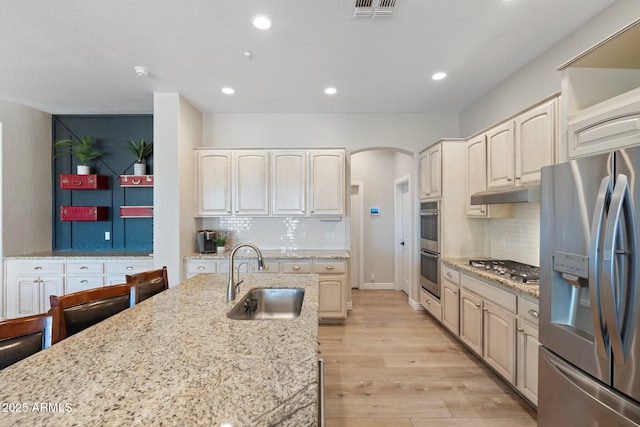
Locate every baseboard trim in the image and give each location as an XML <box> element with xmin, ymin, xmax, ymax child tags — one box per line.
<box><xmin>360</xmin><ymin>282</ymin><xmax>395</xmax><ymax>290</ymax></box>
<box><xmin>346</xmin><ymin>301</ymin><xmax>353</xmax><ymax>311</ymax></box>
<box><xmin>408</xmin><ymin>296</ymin><xmax>423</xmax><ymax>311</ymax></box>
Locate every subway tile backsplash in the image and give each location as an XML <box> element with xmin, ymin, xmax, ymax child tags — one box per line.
<box><xmin>201</xmin><ymin>217</ymin><xmax>347</xmax><ymax>251</ymax></box>
<box><xmin>489</xmin><ymin>203</ymin><xmax>540</xmax><ymax>266</ymax></box>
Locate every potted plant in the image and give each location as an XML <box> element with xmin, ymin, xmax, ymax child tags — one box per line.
<box><xmin>54</xmin><ymin>136</ymin><xmax>102</xmax><ymax>175</ymax></box>
<box><xmin>216</xmin><ymin>236</ymin><xmax>226</xmax><ymax>254</ymax></box>
<box><xmin>126</xmin><ymin>138</ymin><xmax>153</xmax><ymax>175</ymax></box>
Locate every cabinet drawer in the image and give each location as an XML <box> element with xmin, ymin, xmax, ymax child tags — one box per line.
<box><xmin>461</xmin><ymin>273</ymin><xmax>517</xmax><ymax>313</ymax></box>
<box><xmin>420</xmin><ymin>289</ymin><xmax>442</xmax><ymax>321</ymax></box>
<box><xmin>187</xmin><ymin>261</ymin><xmax>216</xmax><ymax>274</ymax></box>
<box><xmin>441</xmin><ymin>264</ymin><xmax>460</xmax><ymax>284</ymax></box>
<box><xmin>313</xmin><ymin>261</ymin><xmax>346</xmax><ymax>274</ymax></box>
<box><xmin>519</xmin><ymin>298</ymin><xmax>540</xmax><ymax>327</ymax></box>
<box><xmin>66</xmin><ymin>276</ymin><xmax>104</xmax><ymax>294</ymax></box>
<box><xmin>9</xmin><ymin>261</ymin><xmax>65</xmax><ymax>275</ymax></box>
<box><xmin>67</xmin><ymin>261</ymin><xmax>104</xmax><ymax>274</ymax></box>
<box><xmin>281</xmin><ymin>261</ymin><xmax>312</xmax><ymax>274</ymax></box>
<box><xmin>106</xmin><ymin>260</ymin><xmax>154</xmax><ymax>275</ymax></box>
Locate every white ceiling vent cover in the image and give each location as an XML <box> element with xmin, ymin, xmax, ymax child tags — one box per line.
<box><xmin>352</xmin><ymin>0</ymin><xmax>398</xmax><ymax>18</ymax></box>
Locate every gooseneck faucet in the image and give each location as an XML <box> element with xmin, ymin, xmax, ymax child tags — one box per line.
<box><xmin>227</xmin><ymin>243</ymin><xmax>267</xmax><ymax>302</ymax></box>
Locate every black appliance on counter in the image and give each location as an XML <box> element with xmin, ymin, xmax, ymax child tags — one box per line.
<box><xmin>197</xmin><ymin>230</ymin><xmax>216</xmax><ymax>254</ymax></box>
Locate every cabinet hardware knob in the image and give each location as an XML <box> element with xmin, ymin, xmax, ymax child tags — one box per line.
<box><xmin>81</xmin><ymin>280</ymin><xmax>88</xmax><ymax>283</ymax></box>
<box><xmin>480</xmin><ymin>210</ymin><xmax>486</xmax><ymax>214</ymax></box>
<box><xmin>507</xmin><ymin>178</ymin><xmax>513</xmax><ymax>182</ymax></box>
<box><xmin>516</xmin><ymin>177</ymin><xmax>521</xmax><ymax>180</ymax></box>
<box><xmin>482</xmin><ymin>307</ymin><xmax>488</xmax><ymax>311</ymax></box>
<box><xmin>197</xmin><ymin>266</ymin><xmax>205</xmax><ymax>270</ymax></box>
<box><xmin>426</xmin><ymin>300</ymin><xmax>430</xmax><ymax>304</ymax></box>
<box><xmin>518</xmin><ymin>328</ymin><xmax>524</xmax><ymax>333</ymax></box>
<box><xmin>126</xmin><ymin>266</ymin><xmax>134</xmax><ymax>270</ymax></box>
<box><xmin>325</xmin><ymin>266</ymin><xmax>334</xmax><ymax>270</ymax></box>
<box><xmin>475</xmin><ymin>303</ymin><xmax>481</xmax><ymax>308</ymax></box>
<box><xmin>293</xmin><ymin>266</ymin><xmax>301</xmax><ymax>271</ymax></box>
<box><xmin>528</xmin><ymin>309</ymin><xmax>539</xmax><ymax>318</ymax></box>
<box><xmin>453</xmin><ymin>291</ymin><xmax>458</xmax><ymax>295</ymax></box>
<box><xmin>34</xmin><ymin>266</ymin><xmax>42</xmax><ymax>270</ymax></box>
<box><xmin>33</xmin><ymin>279</ymin><xmax>39</xmax><ymax>284</ymax></box>
<box><xmin>446</xmin><ymin>272</ymin><xmax>452</xmax><ymax>278</ymax></box>
<box><xmin>80</xmin><ymin>266</ymin><xmax>88</xmax><ymax>270</ymax></box>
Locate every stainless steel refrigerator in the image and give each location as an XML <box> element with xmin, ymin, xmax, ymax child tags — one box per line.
<box><xmin>540</xmin><ymin>147</ymin><xmax>640</xmax><ymax>426</ymax></box>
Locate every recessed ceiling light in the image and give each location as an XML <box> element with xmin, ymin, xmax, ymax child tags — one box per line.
<box><xmin>324</xmin><ymin>87</ymin><xmax>337</xmax><ymax>95</ymax></box>
<box><xmin>252</xmin><ymin>15</ymin><xmax>272</xmax><ymax>30</ymax></box>
<box><xmin>243</xmin><ymin>51</ymin><xmax>253</xmax><ymax>58</ymax></box>
<box><xmin>221</xmin><ymin>87</ymin><xmax>235</xmax><ymax>95</ymax></box>
<box><xmin>134</xmin><ymin>66</ymin><xmax>150</xmax><ymax>77</ymax></box>
<box><xmin>432</xmin><ymin>72</ymin><xmax>447</xmax><ymax>81</ymax></box>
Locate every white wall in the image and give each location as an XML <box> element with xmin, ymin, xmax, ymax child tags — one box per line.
<box><xmin>0</xmin><ymin>99</ymin><xmax>52</xmax><ymax>256</ymax></box>
<box><xmin>460</xmin><ymin>0</ymin><xmax>640</xmax><ymax>136</ymax></box>
<box><xmin>153</xmin><ymin>93</ymin><xmax>202</xmax><ymax>285</ymax></box>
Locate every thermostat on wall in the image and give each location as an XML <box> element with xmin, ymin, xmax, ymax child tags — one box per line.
<box><xmin>369</xmin><ymin>207</ymin><xmax>380</xmax><ymax>216</ymax></box>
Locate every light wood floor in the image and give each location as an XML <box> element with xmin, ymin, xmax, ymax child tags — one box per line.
<box><xmin>318</xmin><ymin>289</ymin><xmax>537</xmax><ymax>427</ymax></box>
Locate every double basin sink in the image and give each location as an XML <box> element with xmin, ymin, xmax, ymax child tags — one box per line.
<box><xmin>227</xmin><ymin>287</ymin><xmax>305</xmax><ymax>320</ymax></box>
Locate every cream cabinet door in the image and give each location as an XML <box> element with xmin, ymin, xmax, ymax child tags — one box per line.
<box><xmin>6</xmin><ymin>275</ymin><xmax>64</xmax><ymax>318</ymax></box>
<box><xmin>466</xmin><ymin>135</ymin><xmax>488</xmax><ymax>217</ymax></box>
<box><xmin>515</xmin><ymin>99</ymin><xmax>556</xmax><ymax>185</ymax></box>
<box><xmin>195</xmin><ymin>150</ymin><xmax>232</xmax><ymax>216</ymax></box>
<box><xmin>518</xmin><ymin>318</ymin><xmax>539</xmax><ymax>406</ymax></box>
<box><xmin>441</xmin><ymin>280</ymin><xmax>460</xmax><ymax>335</ymax></box>
<box><xmin>271</xmin><ymin>150</ymin><xmax>306</xmax><ymax>216</ymax></box>
<box><xmin>309</xmin><ymin>150</ymin><xmax>345</xmax><ymax>216</ymax></box>
<box><xmin>234</xmin><ymin>151</ymin><xmax>269</xmax><ymax>216</ymax></box>
<box><xmin>318</xmin><ymin>276</ymin><xmax>346</xmax><ymax>318</ymax></box>
<box><xmin>487</xmin><ymin>122</ymin><xmax>515</xmax><ymax>189</ymax></box>
<box><xmin>460</xmin><ymin>288</ymin><xmax>483</xmax><ymax>356</ymax></box>
<box><xmin>483</xmin><ymin>300</ymin><xmax>517</xmax><ymax>385</ymax></box>
<box><xmin>420</xmin><ymin>144</ymin><xmax>441</xmax><ymax>200</ymax></box>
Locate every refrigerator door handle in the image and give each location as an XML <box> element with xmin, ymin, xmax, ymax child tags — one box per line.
<box><xmin>589</xmin><ymin>177</ymin><xmax>612</xmax><ymax>359</ymax></box>
<box><xmin>602</xmin><ymin>174</ymin><xmax>637</xmax><ymax>361</ymax></box>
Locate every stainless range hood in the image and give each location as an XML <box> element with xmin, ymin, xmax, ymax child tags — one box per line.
<box><xmin>470</xmin><ymin>184</ymin><xmax>541</xmax><ymax>205</ymax></box>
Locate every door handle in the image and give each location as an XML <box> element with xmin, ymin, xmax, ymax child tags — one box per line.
<box><xmin>400</xmin><ymin>241</ymin><xmax>405</xmax><ymax>246</ymax></box>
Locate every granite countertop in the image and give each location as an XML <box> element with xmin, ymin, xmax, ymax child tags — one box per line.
<box><xmin>442</xmin><ymin>258</ymin><xmax>540</xmax><ymax>299</ymax></box>
<box><xmin>0</xmin><ymin>273</ymin><xmax>319</xmax><ymax>426</ymax></box>
<box><xmin>186</xmin><ymin>249</ymin><xmax>350</xmax><ymax>260</ymax></box>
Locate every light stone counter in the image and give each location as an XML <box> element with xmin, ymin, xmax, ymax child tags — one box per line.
<box><xmin>186</xmin><ymin>249</ymin><xmax>350</xmax><ymax>260</ymax></box>
<box><xmin>443</xmin><ymin>258</ymin><xmax>540</xmax><ymax>299</ymax></box>
<box><xmin>0</xmin><ymin>273</ymin><xmax>319</xmax><ymax>426</ymax></box>
<box><xmin>4</xmin><ymin>250</ymin><xmax>153</xmax><ymax>260</ymax></box>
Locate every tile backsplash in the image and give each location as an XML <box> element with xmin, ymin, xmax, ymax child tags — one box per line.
<box><xmin>489</xmin><ymin>203</ymin><xmax>540</xmax><ymax>266</ymax></box>
<box><xmin>201</xmin><ymin>217</ymin><xmax>347</xmax><ymax>251</ymax></box>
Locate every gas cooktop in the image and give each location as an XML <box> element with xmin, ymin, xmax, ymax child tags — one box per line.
<box><xmin>468</xmin><ymin>259</ymin><xmax>540</xmax><ymax>285</ymax></box>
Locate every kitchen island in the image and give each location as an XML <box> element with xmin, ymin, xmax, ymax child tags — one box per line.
<box><xmin>0</xmin><ymin>273</ymin><xmax>320</xmax><ymax>426</ymax></box>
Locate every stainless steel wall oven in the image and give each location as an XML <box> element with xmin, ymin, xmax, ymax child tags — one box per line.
<box><xmin>420</xmin><ymin>201</ymin><xmax>440</xmax><ymax>298</ymax></box>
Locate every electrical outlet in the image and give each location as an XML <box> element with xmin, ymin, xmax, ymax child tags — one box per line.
<box><xmin>105</xmin><ymin>231</ymin><xmax>111</xmax><ymax>241</ymax></box>
<box><xmin>370</xmin><ymin>273</ymin><xmax>375</xmax><ymax>281</ymax></box>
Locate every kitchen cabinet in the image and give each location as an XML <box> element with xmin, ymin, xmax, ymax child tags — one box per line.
<box><xmin>515</xmin><ymin>99</ymin><xmax>556</xmax><ymax>184</ymax></box>
<box><xmin>271</xmin><ymin>150</ymin><xmax>306</xmax><ymax>216</ymax></box>
<box><xmin>5</xmin><ymin>261</ymin><xmax>65</xmax><ymax>318</ymax></box>
<box><xmin>459</xmin><ymin>272</ymin><xmax>518</xmax><ymax>385</ymax></box>
<box><xmin>105</xmin><ymin>259</ymin><xmax>155</xmax><ymax>285</ymax></box>
<box><xmin>234</xmin><ymin>151</ymin><xmax>269</xmax><ymax>216</ymax></box>
<box><xmin>195</xmin><ymin>149</ymin><xmax>345</xmax><ymax>217</ymax></box>
<box><xmin>419</xmin><ymin>289</ymin><xmax>442</xmax><ymax>322</ymax></box>
<box><xmin>314</xmin><ymin>260</ymin><xmax>347</xmax><ymax>319</ymax></box>
<box><xmin>517</xmin><ymin>297</ymin><xmax>540</xmax><ymax>406</ymax></box>
<box><xmin>309</xmin><ymin>150</ymin><xmax>345</xmax><ymax>216</ymax></box>
<box><xmin>194</xmin><ymin>150</ymin><xmax>232</xmax><ymax>216</ymax></box>
<box><xmin>66</xmin><ymin>260</ymin><xmax>105</xmax><ymax>294</ymax></box>
<box><xmin>486</xmin><ymin>98</ymin><xmax>556</xmax><ymax>190</ymax></box>
<box><xmin>441</xmin><ymin>265</ymin><xmax>460</xmax><ymax>335</ymax></box>
<box><xmin>419</xmin><ymin>144</ymin><xmax>441</xmax><ymax>200</ymax></box>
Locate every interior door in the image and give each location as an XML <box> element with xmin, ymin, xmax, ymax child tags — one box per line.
<box><xmin>401</xmin><ymin>182</ymin><xmax>411</xmax><ymax>294</ymax></box>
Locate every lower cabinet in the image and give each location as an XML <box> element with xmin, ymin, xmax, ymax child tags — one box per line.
<box><xmin>517</xmin><ymin>298</ymin><xmax>540</xmax><ymax>406</ymax></box>
<box><xmin>4</xmin><ymin>257</ymin><xmax>154</xmax><ymax>319</ymax></box>
<box><xmin>483</xmin><ymin>300</ymin><xmax>517</xmax><ymax>384</ymax></box>
<box><xmin>459</xmin><ymin>288</ymin><xmax>483</xmax><ymax>354</ymax></box>
<box><xmin>441</xmin><ymin>265</ymin><xmax>460</xmax><ymax>335</ymax></box>
<box><xmin>419</xmin><ymin>289</ymin><xmax>442</xmax><ymax>321</ymax></box>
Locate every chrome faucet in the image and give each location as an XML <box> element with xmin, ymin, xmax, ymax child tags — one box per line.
<box><xmin>227</xmin><ymin>243</ymin><xmax>267</xmax><ymax>302</ymax></box>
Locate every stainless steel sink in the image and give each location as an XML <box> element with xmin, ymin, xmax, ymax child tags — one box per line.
<box><xmin>227</xmin><ymin>287</ymin><xmax>305</xmax><ymax>320</ymax></box>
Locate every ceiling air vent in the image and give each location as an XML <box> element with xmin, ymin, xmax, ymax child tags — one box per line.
<box><xmin>352</xmin><ymin>0</ymin><xmax>398</xmax><ymax>18</ymax></box>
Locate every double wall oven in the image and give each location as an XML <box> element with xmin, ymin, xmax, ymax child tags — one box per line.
<box><xmin>420</xmin><ymin>201</ymin><xmax>440</xmax><ymax>298</ymax></box>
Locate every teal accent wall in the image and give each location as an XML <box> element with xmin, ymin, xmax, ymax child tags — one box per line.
<box><xmin>53</xmin><ymin>115</ymin><xmax>153</xmax><ymax>251</ymax></box>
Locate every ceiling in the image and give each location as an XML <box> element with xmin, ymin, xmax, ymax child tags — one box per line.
<box><xmin>0</xmin><ymin>0</ymin><xmax>615</xmax><ymax>115</ymax></box>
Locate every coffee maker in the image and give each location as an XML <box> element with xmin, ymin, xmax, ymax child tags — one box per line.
<box><xmin>197</xmin><ymin>230</ymin><xmax>216</xmax><ymax>254</ymax></box>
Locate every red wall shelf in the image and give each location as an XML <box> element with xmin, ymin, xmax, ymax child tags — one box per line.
<box><xmin>120</xmin><ymin>206</ymin><xmax>153</xmax><ymax>218</ymax></box>
<box><xmin>119</xmin><ymin>175</ymin><xmax>154</xmax><ymax>187</ymax></box>
<box><xmin>60</xmin><ymin>174</ymin><xmax>109</xmax><ymax>190</ymax></box>
<box><xmin>60</xmin><ymin>206</ymin><xmax>109</xmax><ymax>221</ymax></box>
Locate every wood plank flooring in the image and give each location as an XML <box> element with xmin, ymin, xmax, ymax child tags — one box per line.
<box><xmin>318</xmin><ymin>290</ymin><xmax>537</xmax><ymax>427</ymax></box>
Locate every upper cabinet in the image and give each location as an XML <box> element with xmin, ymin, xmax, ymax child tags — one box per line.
<box><xmin>559</xmin><ymin>19</ymin><xmax>640</xmax><ymax>160</ymax></box>
<box><xmin>515</xmin><ymin>100</ymin><xmax>556</xmax><ymax>185</ymax></box>
<box><xmin>195</xmin><ymin>148</ymin><xmax>345</xmax><ymax>218</ymax></box>
<box><xmin>194</xmin><ymin>150</ymin><xmax>232</xmax><ymax>216</ymax></box>
<box><xmin>466</xmin><ymin>135</ymin><xmax>488</xmax><ymax>217</ymax></box>
<box><xmin>271</xmin><ymin>150</ymin><xmax>307</xmax><ymax>216</ymax></box>
<box><xmin>309</xmin><ymin>150</ymin><xmax>345</xmax><ymax>216</ymax></box>
<box><xmin>487</xmin><ymin>121</ymin><xmax>516</xmax><ymax>189</ymax></box>
<box><xmin>419</xmin><ymin>143</ymin><xmax>442</xmax><ymax>201</ymax></box>
<box><xmin>234</xmin><ymin>151</ymin><xmax>269</xmax><ymax>216</ymax></box>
